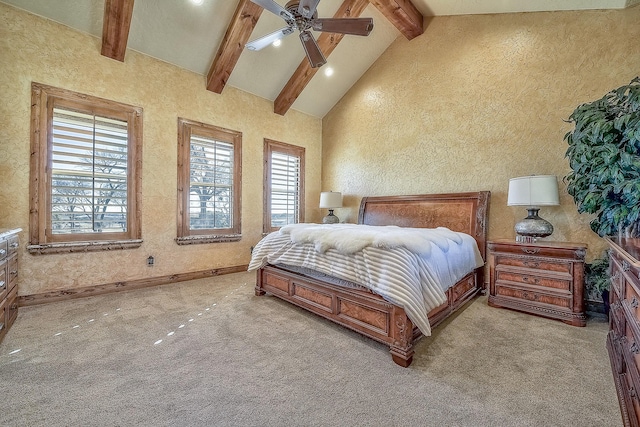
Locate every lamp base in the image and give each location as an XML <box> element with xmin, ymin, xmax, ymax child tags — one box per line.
<box><xmin>322</xmin><ymin>209</ymin><xmax>339</xmax><ymax>224</ymax></box>
<box><xmin>514</xmin><ymin>208</ymin><xmax>554</xmax><ymax>239</ymax></box>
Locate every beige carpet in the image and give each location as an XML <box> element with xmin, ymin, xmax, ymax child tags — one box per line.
<box><xmin>0</xmin><ymin>271</ymin><xmax>620</xmax><ymax>426</ymax></box>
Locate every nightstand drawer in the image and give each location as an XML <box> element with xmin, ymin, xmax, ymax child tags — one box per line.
<box><xmin>495</xmin><ymin>268</ymin><xmax>571</xmax><ymax>291</ymax></box>
<box><xmin>494</xmin><ymin>284</ymin><xmax>571</xmax><ymax>308</ymax></box>
<box><xmin>493</xmin><ymin>255</ymin><xmax>572</xmax><ymax>274</ymax></box>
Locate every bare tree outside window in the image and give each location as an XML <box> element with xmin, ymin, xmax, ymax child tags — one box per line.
<box><xmin>51</xmin><ymin>108</ymin><xmax>128</xmax><ymax>234</ymax></box>
<box><xmin>188</xmin><ymin>136</ymin><xmax>233</xmax><ymax>230</ymax></box>
<box><xmin>29</xmin><ymin>83</ymin><xmax>142</xmax><ymax>254</ymax></box>
<box><xmin>176</xmin><ymin>118</ymin><xmax>242</xmax><ymax>244</ymax></box>
<box><xmin>263</xmin><ymin>139</ymin><xmax>305</xmax><ymax>234</ymax></box>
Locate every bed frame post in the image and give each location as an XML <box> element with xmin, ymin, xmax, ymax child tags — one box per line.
<box><xmin>255</xmin><ymin>270</ymin><xmax>266</xmax><ymax>296</ymax></box>
<box><xmin>389</xmin><ymin>308</ymin><xmax>415</xmax><ymax>367</ymax></box>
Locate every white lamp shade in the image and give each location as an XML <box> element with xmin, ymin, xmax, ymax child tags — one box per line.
<box><xmin>507</xmin><ymin>175</ymin><xmax>559</xmax><ymax>207</ymax></box>
<box><xmin>319</xmin><ymin>191</ymin><xmax>342</xmax><ymax>209</ymax></box>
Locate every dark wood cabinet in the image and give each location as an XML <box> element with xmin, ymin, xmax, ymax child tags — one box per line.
<box><xmin>488</xmin><ymin>239</ymin><xmax>587</xmax><ymax>327</ymax></box>
<box><xmin>0</xmin><ymin>228</ymin><xmax>21</xmax><ymax>344</ymax></box>
<box><xmin>607</xmin><ymin>237</ymin><xmax>640</xmax><ymax>427</ymax></box>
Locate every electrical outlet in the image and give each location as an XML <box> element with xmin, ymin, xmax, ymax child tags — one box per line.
<box><xmin>147</xmin><ymin>256</ymin><xmax>154</xmax><ymax>266</ymax></box>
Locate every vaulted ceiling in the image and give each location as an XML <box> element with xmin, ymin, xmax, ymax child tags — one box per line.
<box><xmin>3</xmin><ymin>0</ymin><xmax>638</xmax><ymax>118</ymax></box>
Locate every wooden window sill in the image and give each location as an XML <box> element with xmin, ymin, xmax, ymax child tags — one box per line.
<box><xmin>27</xmin><ymin>240</ymin><xmax>143</xmax><ymax>255</ymax></box>
<box><xmin>175</xmin><ymin>235</ymin><xmax>241</xmax><ymax>245</ymax></box>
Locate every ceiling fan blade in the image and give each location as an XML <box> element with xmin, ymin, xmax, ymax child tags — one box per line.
<box><xmin>246</xmin><ymin>27</ymin><xmax>294</xmax><ymax>51</ymax></box>
<box><xmin>299</xmin><ymin>30</ymin><xmax>326</xmax><ymax>68</ymax></box>
<box><xmin>250</xmin><ymin>0</ymin><xmax>294</xmax><ymax>21</ymax></box>
<box><xmin>297</xmin><ymin>0</ymin><xmax>320</xmax><ymax>19</ymax></box>
<box><xmin>311</xmin><ymin>18</ymin><xmax>374</xmax><ymax>36</ymax></box>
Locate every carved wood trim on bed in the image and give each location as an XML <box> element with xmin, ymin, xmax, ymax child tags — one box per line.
<box><xmin>255</xmin><ymin>191</ymin><xmax>490</xmax><ymax>367</ymax></box>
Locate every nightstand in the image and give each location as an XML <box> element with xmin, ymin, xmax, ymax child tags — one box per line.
<box><xmin>487</xmin><ymin>239</ymin><xmax>587</xmax><ymax>327</ymax></box>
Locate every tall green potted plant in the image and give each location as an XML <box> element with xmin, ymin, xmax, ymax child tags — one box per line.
<box><xmin>564</xmin><ymin>77</ymin><xmax>640</xmax><ymax>313</ymax></box>
<box><xmin>564</xmin><ymin>76</ymin><xmax>640</xmax><ymax>238</ymax></box>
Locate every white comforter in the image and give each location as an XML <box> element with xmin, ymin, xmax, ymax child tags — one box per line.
<box><xmin>248</xmin><ymin>223</ymin><xmax>484</xmax><ymax>335</ymax></box>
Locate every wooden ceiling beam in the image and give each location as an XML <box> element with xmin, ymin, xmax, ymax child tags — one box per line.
<box><xmin>101</xmin><ymin>0</ymin><xmax>135</xmax><ymax>62</ymax></box>
<box><xmin>274</xmin><ymin>0</ymin><xmax>370</xmax><ymax>116</ymax></box>
<box><xmin>207</xmin><ymin>0</ymin><xmax>264</xmax><ymax>94</ymax></box>
<box><xmin>368</xmin><ymin>0</ymin><xmax>424</xmax><ymax>40</ymax></box>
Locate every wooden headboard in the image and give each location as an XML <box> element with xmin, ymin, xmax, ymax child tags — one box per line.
<box><xmin>358</xmin><ymin>191</ymin><xmax>491</xmax><ymax>260</ymax></box>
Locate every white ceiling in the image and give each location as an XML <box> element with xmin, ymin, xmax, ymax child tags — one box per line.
<box><xmin>3</xmin><ymin>0</ymin><xmax>638</xmax><ymax>118</ymax></box>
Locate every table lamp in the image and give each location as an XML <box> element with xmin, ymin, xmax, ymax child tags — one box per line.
<box><xmin>319</xmin><ymin>191</ymin><xmax>342</xmax><ymax>224</ymax></box>
<box><xmin>507</xmin><ymin>175</ymin><xmax>559</xmax><ymax>242</ymax></box>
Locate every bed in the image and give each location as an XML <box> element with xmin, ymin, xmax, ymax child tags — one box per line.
<box><xmin>251</xmin><ymin>191</ymin><xmax>490</xmax><ymax>367</ymax></box>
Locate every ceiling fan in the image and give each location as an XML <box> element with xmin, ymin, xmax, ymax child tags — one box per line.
<box><xmin>246</xmin><ymin>0</ymin><xmax>374</xmax><ymax>68</ymax></box>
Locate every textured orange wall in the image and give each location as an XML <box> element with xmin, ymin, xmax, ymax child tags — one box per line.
<box><xmin>323</xmin><ymin>7</ymin><xmax>640</xmax><ymax>261</ymax></box>
<box><xmin>0</xmin><ymin>4</ymin><xmax>322</xmax><ymax>295</ymax></box>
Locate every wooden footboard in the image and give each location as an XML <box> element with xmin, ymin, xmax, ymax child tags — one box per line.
<box><xmin>256</xmin><ymin>264</ymin><xmax>482</xmax><ymax>367</ymax></box>
<box><xmin>254</xmin><ymin>191</ymin><xmax>490</xmax><ymax>367</ymax></box>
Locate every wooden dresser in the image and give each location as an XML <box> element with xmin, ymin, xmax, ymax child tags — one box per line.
<box><xmin>488</xmin><ymin>239</ymin><xmax>587</xmax><ymax>327</ymax></box>
<box><xmin>0</xmin><ymin>228</ymin><xmax>21</xmax><ymax>344</ymax></box>
<box><xmin>607</xmin><ymin>237</ymin><xmax>640</xmax><ymax>427</ymax></box>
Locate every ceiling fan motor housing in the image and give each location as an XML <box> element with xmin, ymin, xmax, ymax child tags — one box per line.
<box><xmin>284</xmin><ymin>1</ymin><xmax>317</xmax><ymax>31</ymax></box>
<box><xmin>247</xmin><ymin>0</ymin><xmax>373</xmax><ymax>68</ymax></box>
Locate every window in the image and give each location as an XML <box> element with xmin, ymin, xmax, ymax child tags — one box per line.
<box><xmin>263</xmin><ymin>139</ymin><xmax>305</xmax><ymax>234</ymax></box>
<box><xmin>29</xmin><ymin>83</ymin><xmax>142</xmax><ymax>254</ymax></box>
<box><xmin>176</xmin><ymin>118</ymin><xmax>242</xmax><ymax>244</ymax></box>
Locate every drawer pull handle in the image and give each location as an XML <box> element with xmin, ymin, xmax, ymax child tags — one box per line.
<box><xmin>631</xmin><ymin>342</ymin><xmax>640</xmax><ymax>355</ymax></box>
<box><xmin>9</xmin><ymin>242</ymin><xmax>18</xmax><ymax>249</ymax></box>
<box><xmin>0</xmin><ymin>249</ymin><xmax>5</xmax><ymax>256</ymax></box>
<box><xmin>0</xmin><ymin>280</ymin><xmax>4</xmax><ymax>289</ymax></box>
<box><xmin>631</xmin><ymin>387</ymin><xmax>638</xmax><ymax>398</ymax></box>
<box><xmin>10</xmin><ymin>303</ymin><xmax>17</xmax><ymax>310</ymax></box>
<box><xmin>521</xmin><ymin>276</ymin><xmax>540</xmax><ymax>285</ymax></box>
<box><xmin>522</xmin><ymin>292</ymin><xmax>538</xmax><ymax>301</ymax></box>
<box><xmin>623</xmin><ymin>261</ymin><xmax>631</xmax><ymax>272</ymax></box>
<box><xmin>522</xmin><ymin>248</ymin><xmax>540</xmax><ymax>255</ymax></box>
<box><xmin>632</xmin><ymin>297</ymin><xmax>639</xmax><ymax>309</ymax></box>
<box><xmin>524</xmin><ymin>261</ymin><xmax>540</xmax><ymax>268</ymax></box>
<box><xmin>10</xmin><ymin>270</ymin><xmax>17</xmax><ymax>276</ymax></box>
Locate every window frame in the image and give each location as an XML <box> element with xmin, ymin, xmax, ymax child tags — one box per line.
<box><xmin>28</xmin><ymin>83</ymin><xmax>143</xmax><ymax>255</ymax></box>
<box><xmin>263</xmin><ymin>138</ymin><xmax>305</xmax><ymax>234</ymax></box>
<box><xmin>176</xmin><ymin>118</ymin><xmax>242</xmax><ymax>245</ymax></box>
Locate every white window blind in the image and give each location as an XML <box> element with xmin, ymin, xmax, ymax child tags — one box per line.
<box><xmin>189</xmin><ymin>135</ymin><xmax>234</xmax><ymax>230</ymax></box>
<box><xmin>51</xmin><ymin>108</ymin><xmax>128</xmax><ymax>235</ymax></box>
<box><xmin>270</xmin><ymin>151</ymin><xmax>301</xmax><ymax>227</ymax></box>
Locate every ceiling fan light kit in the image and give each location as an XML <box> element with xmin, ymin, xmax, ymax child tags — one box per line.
<box><xmin>247</xmin><ymin>0</ymin><xmax>374</xmax><ymax>68</ymax></box>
